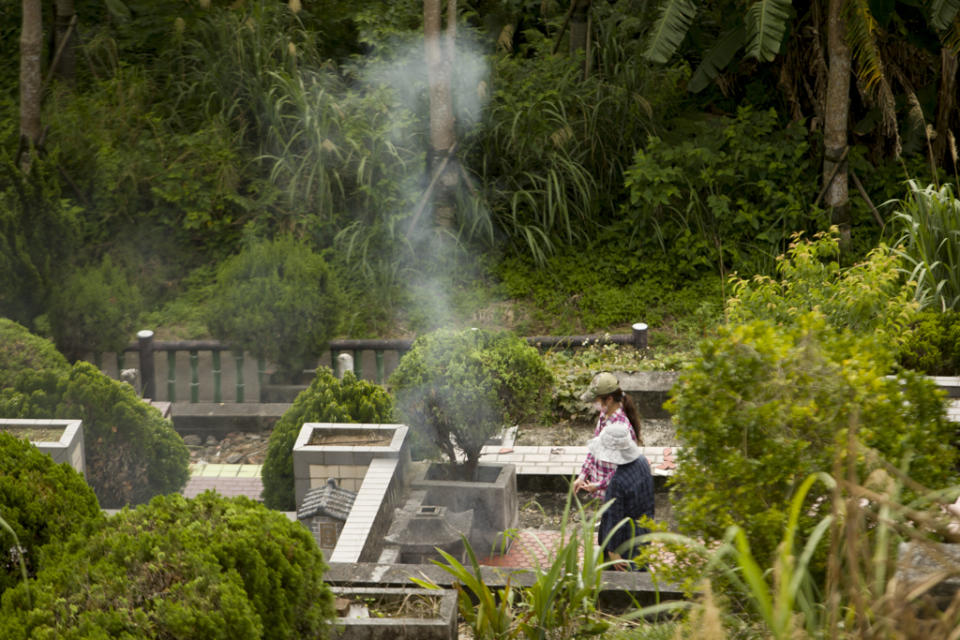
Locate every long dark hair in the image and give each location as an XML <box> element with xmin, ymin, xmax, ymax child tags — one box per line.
<box><xmin>601</xmin><ymin>389</ymin><xmax>642</xmax><ymax>444</ymax></box>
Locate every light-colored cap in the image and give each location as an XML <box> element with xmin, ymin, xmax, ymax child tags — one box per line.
<box><xmin>580</xmin><ymin>372</ymin><xmax>619</xmax><ymax>401</ymax></box>
<box><xmin>587</xmin><ymin>423</ymin><xmax>642</xmax><ymax>465</ymax></box>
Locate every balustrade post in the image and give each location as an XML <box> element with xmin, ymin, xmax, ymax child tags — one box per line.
<box><xmin>190</xmin><ymin>350</ymin><xmax>199</xmax><ymax>403</ymax></box>
<box><xmin>137</xmin><ymin>330</ymin><xmax>156</xmax><ymax>399</ymax></box>
<box><xmin>375</xmin><ymin>350</ymin><xmax>384</xmax><ymax>384</ymax></box>
<box><xmin>234</xmin><ymin>351</ymin><xmax>245</xmax><ymax>403</ymax></box>
<box><xmin>212</xmin><ymin>350</ymin><xmax>222</xmax><ymax>403</ymax></box>
<box><xmin>167</xmin><ymin>351</ymin><xmax>177</xmax><ymax>402</ymax></box>
<box><xmin>632</xmin><ymin>322</ymin><xmax>648</xmax><ymax>350</ymax></box>
<box><xmin>257</xmin><ymin>357</ymin><xmax>266</xmax><ymax>397</ymax></box>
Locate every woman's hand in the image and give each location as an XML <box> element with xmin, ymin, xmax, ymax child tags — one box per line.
<box><xmin>573</xmin><ymin>477</ymin><xmax>598</xmax><ymax>495</ymax></box>
<box><xmin>607</xmin><ymin>552</ymin><xmax>630</xmax><ymax>571</ymax></box>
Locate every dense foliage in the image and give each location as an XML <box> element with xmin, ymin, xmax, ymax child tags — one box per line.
<box><xmin>390</xmin><ymin>328</ymin><xmax>553</xmax><ymax>476</ymax></box>
<box><xmin>0</xmin><ymin>432</ymin><xmax>103</xmax><ymax>596</ymax></box>
<box><xmin>727</xmin><ymin>230</ymin><xmax>918</xmax><ymax>339</ymax></box>
<box><xmin>0</xmin><ymin>317</ymin><xmax>68</xmax><ymax>388</ymax></box>
<box><xmin>669</xmin><ymin>233</ymin><xmax>956</xmax><ymax>569</ymax></box>
<box><xmin>41</xmin><ymin>256</ymin><xmax>144</xmax><ymax>360</ymax></box>
<box><xmin>0</xmin><ymin>492</ymin><xmax>336</xmax><ymax>640</ymax></box>
<box><xmin>206</xmin><ymin>235</ymin><xmax>343</xmax><ymax>381</ymax></box>
<box><xmin>0</xmin><ymin>321</ymin><xmax>189</xmax><ymax>507</ymax></box>
<box><xmin>622</xmin><ymin>107</ymin><xmax>818</xmax><ymax>275</ymax></box>
<box><xmin>898</xmin><ymin>309</ymin><xmax>960</xmax><ymax>375</ymax></box>
<box><xmin>668</xmin><ymin>317</ymin><xmax>957</xmax><ymax>568</ymax></box>
<box><xmin>261</xmin><ymin>368</ymin><xmax>394</xmax><ymax>511</ymax></box>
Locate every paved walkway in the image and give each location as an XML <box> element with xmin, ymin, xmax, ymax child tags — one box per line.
<box><xmin>182</xmin><ymin>463</ymin><xmax>264</xmax><ymax>500</ymax></box>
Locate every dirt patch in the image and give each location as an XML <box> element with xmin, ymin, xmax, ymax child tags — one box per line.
<box><xmin>516</xmin><ymin>420</ymin><xmax>593</xmax><ymax>447</ymax></box>
<box><xmin>307</xmin><ymin>430</ymin><xmax>393</xmax><ymax>447</ymax></box>
<box><xmin>0</xmin><ymin>426</ymin><xmax>66</xmax><ymax>442</ymax></box>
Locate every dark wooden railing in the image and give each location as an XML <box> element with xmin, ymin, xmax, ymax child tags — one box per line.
<box><xmin>96</xmin><ymin>323</ymin><xmax>649</xmax><ymax>403</ymax></box>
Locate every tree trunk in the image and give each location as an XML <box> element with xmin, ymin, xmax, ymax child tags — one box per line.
<box><xmin>934</xmin><ymin>48</ymin><xmax>958</xmax><ymax>167</ymax></box>
<box><xmin>823</xmin><ymin>0</ymin><xmax>851</xmax><ymax>231</ymax></box>
<box><xmin>424</xmin><ymin>0</ymin><xmax>457</xmax><ymax>229</ymax></box>
<box><xmin>569</xmin><ymin>0</ymin><xmax>591</xmax><ymax>53</ymax></box>
<box><xmin>53</xmin><ymin>0</ymin><xmax>76</xmax><ymax>85</ymax></box>
<box><xmin>20</xmin><ymin>0</ymin><xmax>43</xmax><ymax>173</ymax></box>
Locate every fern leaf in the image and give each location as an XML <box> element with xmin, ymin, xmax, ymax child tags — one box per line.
<box><xmin>688</xmin><ymin>25</ymin><xmax>747</xmax><ymax>93</ymax></box>
<box><xmin>929</xmin><ymin>0</ymin><xmax>960</xmax><ymax>31</ymax></box>
<box><xmin>643</xmin><ymin>0</ymin><xmax>699</xmax><ymax>64</ymax></box>
<box><xmin>744</xmin><ymin>0</ymin><xmax>792</xmax><ymax>62</ymax></box>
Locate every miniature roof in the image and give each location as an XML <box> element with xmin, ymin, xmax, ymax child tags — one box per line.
<box><xmin>297</xmin><ymin>478</ymin><xmax>357</xmax><ymax>522</ymax></box>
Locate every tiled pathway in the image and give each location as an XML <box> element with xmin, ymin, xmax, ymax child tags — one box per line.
<box><xmin>182</xmin><ymin>463</ymin><xmax>264</xmax><ymax>500</ymax></box>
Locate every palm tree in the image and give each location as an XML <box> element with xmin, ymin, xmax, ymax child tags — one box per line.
<box><xmin>643</xmin><ymin>0</ymin><xmax>960</xmax><ymax>223</ymax></box>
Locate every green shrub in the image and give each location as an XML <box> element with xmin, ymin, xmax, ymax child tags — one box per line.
<box><xmin>0</xmin><ymin>357</ymin><xmax>189</xmax><ymax>508</ymax></box>
<box><xmin>0</xmin><ymin>318</ymin><xmax>69</xmax><ymax>389</ymax></box>
<box><xmin>727</xmin><ymin>229</ymin><xmax>918</xmax><ymax>341</ymax></box>
<box><xmin>898</xmin><ymin>310</ymin><xmax>960</xmax><ymax>375</ymax></box>
<box><xmin>622</xmin><ymin>106</ymin><xmax>820</xmax><ymax>275</ymax></box>
<box><xmin>261</xmin><ymin>368</ymin><xmax>394</xmax><ymax>511</ymax></box>
<box><xmin>41</xmin><ymin>256</ymin><xmax>143</xmax><ymax>361</ymax></box>
<box><xmin>390</xmin><ymin>328</ymin><xmax>553</xmax><ymax>478</ymax></box>
<box><xmin>667</xmin><ymin>316</ymin><xmax>958</xmax><ymax>571</ymax></box>
<box><xmin>0</xmin><ymin>492</ymin><xmax>336</xmax><ymax>640</ymax></box>
<box><xmin>893</xmin><ymin>180</ymin><xmax>960</xmax><ymax>311</ymax></box>
<box><xmin>0</xmin><ymin>432</ymin><xmax>103</xmax><ymax>596</ymax></box>
<box><xmin>207</xmin><ymin>235</ymin><xmax>344</xmax><ymax>382</ymax></box>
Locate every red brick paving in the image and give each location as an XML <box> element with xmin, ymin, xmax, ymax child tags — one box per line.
<box><xmin>479</xmin><ymin>529</ymin><xmax>584</xmax><ymax>569</ymax></box>
<box><xmin>182</xmin><ymin>476</ymin><xmax>264</xmax><ymax>501</ymax></box>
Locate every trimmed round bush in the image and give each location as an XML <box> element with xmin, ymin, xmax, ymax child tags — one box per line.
<box><xmin>0</xmin><ymin>317</ymin><xmax>68</xmax><ymax>389</ymax></box>
<box><xmin>0</xmin><ymin>432</ymin><xmax>103</xmax><ymax>597</ymax></box>
<box><xmin>0</xmin><ymin>324</ymin><xmax>189</xmax><ymax>508</ymax></box>
<box><xmin>389</xmin><ymin>328</ymin><xmax>553</xmax><ymax>478</ymax></box>
<box><xmin>0</xmin><ymin>492</ymin><xmax>336</xmax><ymax>640</ymax></box>
<box><xmin>262</xmin><ymin>368</ymin><xmax>393</xmax><ymax>511</ymax></box>
<box><xmin>42</xmin><ymin>256</ymin><xmax>144</xmax><ymax>361</ymax></box>
<box><xmin>206</xmin><ymin>235</ymin><xmax>343</xmax><ymax>382</ymax></box>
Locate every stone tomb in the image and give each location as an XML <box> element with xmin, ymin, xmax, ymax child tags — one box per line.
<box><xmin>292</xmin><ymin>423</ymin><xmax>409</xmax><ymax>508</ymax></box>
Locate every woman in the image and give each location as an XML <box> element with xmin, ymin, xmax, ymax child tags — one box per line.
<box><xmin>586</xmin><ymin>421</ymin><xmax>655</xmax><ymax>570</ymax></box>
<box><xmin>572</xmin><ymin>372</ymin><xmax>642</xmax><ymax>500</ymax></box>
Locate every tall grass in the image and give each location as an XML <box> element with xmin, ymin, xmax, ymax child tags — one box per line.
<box><xmin>893</xmin><ymin>180</ymin><xmax>960</xmax><ymax>311</ymax></box>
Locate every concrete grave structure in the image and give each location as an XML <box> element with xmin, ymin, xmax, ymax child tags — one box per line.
<box><xmin>0</xmin><ymin>419</ymin><xmax>85</xmax><ymax>477</ymax></box>
<box><xmin>292</xmin><ymin>422</ymin><xmax>409</xmax><ymax>507</ymax></box>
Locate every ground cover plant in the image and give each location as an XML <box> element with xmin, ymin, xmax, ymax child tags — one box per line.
<box><xmin>0</xmin><ymin>492</ymin><xmax>336</xmax><ymax>640</ymax></box>
<box><xmin>261</xmin><ymin>368</ymin><xmax>394</xmax><ymax>511</ymax></box>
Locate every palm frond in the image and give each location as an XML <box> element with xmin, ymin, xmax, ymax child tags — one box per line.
<box><xmin>744</xmin><ymin>0</ymin><xmax>793</xmax><ymax>62</ymax></box>
<box><xmin>943</xmin><ymin>16</ymin><xmax>960</xmax><ymax>53</ymax></box>
<box><xmin>688</xmin><ymin>25</ymin><xmax>747</xmax><ymax>93</ymax></box>
<box><xmin>846</xmin><ymin>0</ymin><xmax>885</xmax><ymax>92</ymax></box>
<box><xmin>643</xmin><ymin>0</ymin><xmax>698</xmax><ymax>64</ymax></box>
<box><xmin>929</xmin><ymin>0</ymin><xmax>960</xmax><ymax>31</ymax></box>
